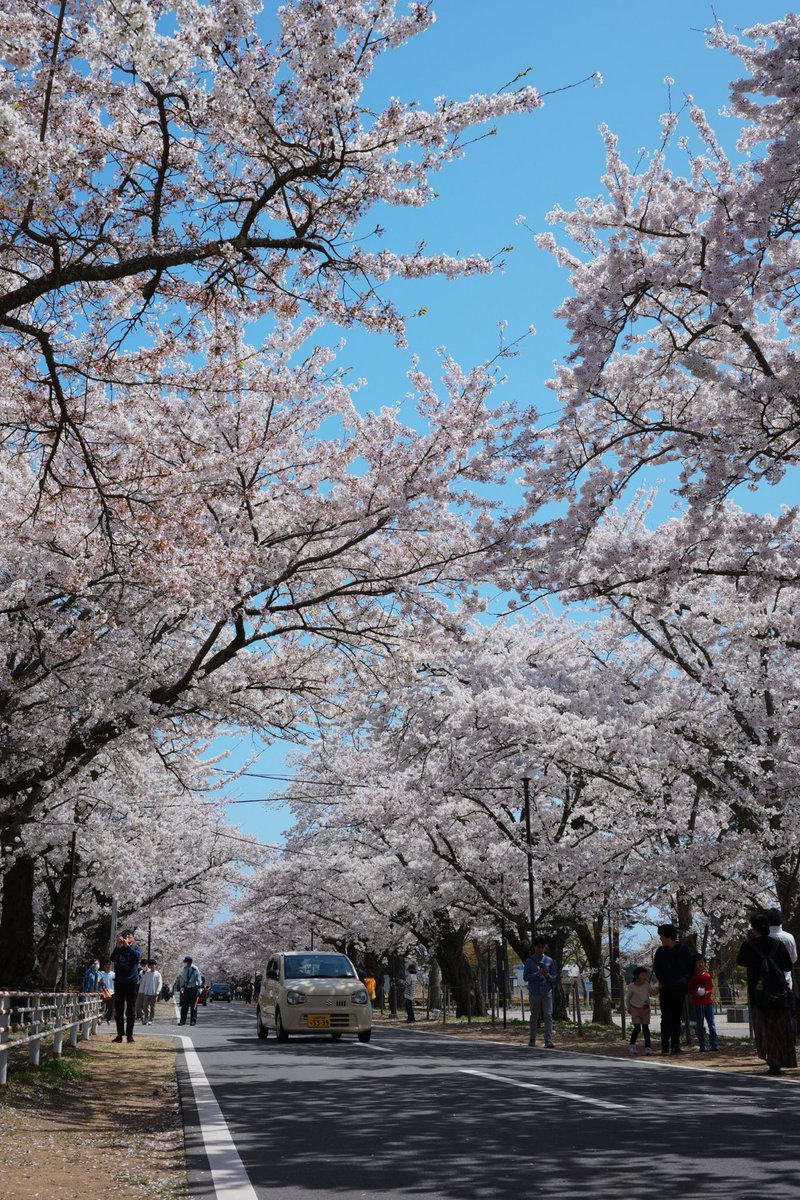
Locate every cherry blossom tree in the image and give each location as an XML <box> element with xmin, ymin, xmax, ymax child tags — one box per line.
<box><xmin>1</xmin><ymin>0</ymin><xmax>545</xmax><ymax>981</ymax></box>
<box><xmin>527</xmin><ymin>15</ymin><xmax>800</xmax><ymax>579</ymax></box>
<box><xmin>0</xmin><ymin>737</ymin><xmax>259</xmax><ymax>984</ymax></box>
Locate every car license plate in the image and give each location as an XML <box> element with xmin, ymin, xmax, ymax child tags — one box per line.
<box><xmin>307</xmin><ymin>1014</ymin><xmax>330</xmax><ymax>1029</ymax></box>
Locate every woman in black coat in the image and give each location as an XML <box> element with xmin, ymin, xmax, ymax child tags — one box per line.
<box><xmin>737</xmin><ymin>912</ymin><xmax>796</xmax><ymax>1075</ymax></box>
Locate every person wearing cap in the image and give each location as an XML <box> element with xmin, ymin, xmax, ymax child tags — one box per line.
<box><xmin>523</xmin><ymin>936</ymin><xmax>557</xmax><ymax>1048</ymax></box>
<box><xmin>175</xmin><ymin>956</ymin><xmax>203</xmax><ymax>1026</ymax></box>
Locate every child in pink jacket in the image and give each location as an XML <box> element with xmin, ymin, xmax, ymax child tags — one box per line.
<box><xmin>625</xmin><ymin>966</ymin><xmax>654</xmax><ymax>1056</ymax></box>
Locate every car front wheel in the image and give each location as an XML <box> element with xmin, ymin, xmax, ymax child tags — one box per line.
<box><xmin>275</xmin><ymin>1008</ymin><xmax>289</xmax><ymax>1042</ymax></box>
<box><xmin>257</xmin><ymin>1008</ymin><xmax>268</xmax><ymax>1040</ymax></box>
<box><xmin>357</xmin><ymin>1030</ymin><xmax>371</xmax><ymax>1043</ymax></box>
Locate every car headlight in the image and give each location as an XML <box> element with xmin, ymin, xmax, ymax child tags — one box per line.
<box><xmin>286</xmin><ymin>990</ymin><xmax>307</xmax><ymax>1005</ymax></box>
<box><xmin>351</xmin><ymin>990</ymin><xmax>369</xmax><ymax>1005</ymax></box>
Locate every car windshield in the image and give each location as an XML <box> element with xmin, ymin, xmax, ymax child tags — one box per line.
<box><xmin>283</xmin><ymin>954</ymin><xmax>356</xmax><ymax>980</ymax></box>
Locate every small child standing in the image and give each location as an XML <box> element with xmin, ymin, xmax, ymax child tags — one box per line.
<box><xmin>687</xmin><ymin>954</ymin><xmax>719</xmax><ymax>1051</ymax></box>
<box><xmin>625</xmin><ymin>966</ymin><xmax>653</xmax><ymax>1056</ymax></box>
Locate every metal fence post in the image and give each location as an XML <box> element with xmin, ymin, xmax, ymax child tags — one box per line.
<box><xmin>0</xmin><ymin>994</ymin><xmax>9</xmax><ymax>1085</ymax></box>
<box><xmin>28</xmin><ymin>993</ymin><xmax>41</xmax><ymax>1067</ymax></box>
<box><xmin>53</xmin><ymin>995</ymin><xmax>65</xmax><ymax>1058</ymax></box>
<box><xmin>69</xmin><ymin>994</ymin><xmax>79</xmax><ymax>1047</ymax></box>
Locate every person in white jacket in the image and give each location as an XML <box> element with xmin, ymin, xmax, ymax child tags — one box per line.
<box><xmin>767</xmin><ymin>908</ymin><xmax>797</xmax><ymax>991</ymax></box>
<box><xmin>403</xmin><ymin>964</ymin><xmax>418</xmax><ymax>1023</ymax></box>
<box><xmin>139</xmin><ymin>960</ymin><xmax>163</xmax><ymax>1025</ymax></box>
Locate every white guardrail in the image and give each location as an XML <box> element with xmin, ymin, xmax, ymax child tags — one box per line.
<box><xmin>0</xmin><ymin>990</ymin><xmax>104</xmax><ymax>1084</ymax></box>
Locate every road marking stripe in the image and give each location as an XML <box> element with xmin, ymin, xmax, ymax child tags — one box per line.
<box><xmin>359</xmin><ymin>1042</ymin><xmax>392</xmax><ymax>1053</ymax></box>
<box><xmin>178</xmin><ymin>1034</ymin><xmax>259</xmax><ymax>1200</ymax></box>
<box><xmin>460</xmin><ymin>1067</ymin><xmax>626</xmax><ymax>1110</ymax></box>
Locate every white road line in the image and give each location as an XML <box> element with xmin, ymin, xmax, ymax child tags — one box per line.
<box><xmin>359</xmin><ymin>1042</ymin><xmax>393</xmax><ymax>1053</ymax></box>
<box><xmin>460</xmin><ymin>1067</ymin><xmax>626</xmax><ymax>1111</ymax></box>
<box><xmin>178</xmin><ymin>1034</ymin><xmax>259</xmax><ymax>1200</ymax></box>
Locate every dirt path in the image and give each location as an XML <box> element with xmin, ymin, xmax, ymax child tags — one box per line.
<box><xmin>0</xmin><ymin>1031</ymin><xmax>189</xmax><ymax>1200</ymax></box>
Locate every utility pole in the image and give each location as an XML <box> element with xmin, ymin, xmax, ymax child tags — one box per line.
<box><xmin>522</xmin><ymin>775</ymin><xmax>536</xmax><ymax>944</ymax></box>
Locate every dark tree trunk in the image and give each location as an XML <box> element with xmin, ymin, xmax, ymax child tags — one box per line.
<box><xmin>545</xmin><ymin>928</ymin><xmax>570</xmax><ymax>1022</ymax></box>
<box><xmin>0</xmin><ymin>854</ymin><xmax>38</xmax><ymax>986</ymax></box>
<box><xmin>575</xmin><ymin>916</ymin><xmax>613</xmax><ymax>1025</ymax></box>
<box><xmin>434</xmin><ymin>925</ymin><xmax>485</xmax><ymax>1017</ymax></box>
<box><xmin>675</xmin><ymin>893</ymin><xmax>697</xmax><ymax>953</ymax></box>
<box><xmin>471</xmin><ymin>939</ymin><xmax>489</xmax><ymax>1011</ymax></box>
<box><xmin>428</xmin><ymin>958</ymin><xmax>442</xmax><ymax>1009</ymax></box>
<box><xmin>36</xmin><ymin>857</ymin><xmax>76</xmax><ymax>989</ymax></box>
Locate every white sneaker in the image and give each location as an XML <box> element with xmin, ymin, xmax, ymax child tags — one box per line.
<box><xmin>627</xmin><ymin>1044</ymin><xmax>637</xmax><ymax>1056</ymax></box>
<box><xmin>644</xmin><ymin>1047</ymin><xmax>653</xmax><ymax>1056</ymax></box>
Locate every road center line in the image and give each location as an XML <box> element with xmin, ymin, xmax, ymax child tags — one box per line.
<box><xmin>460</xmin><ymin>1067</ymin><xmax>626</xmax><ymax>1111</ymax></box>
<box><xmin>178</xmin><ymin>1034</ymin><xmax>259</xmax><ymax>1200</ymax></box>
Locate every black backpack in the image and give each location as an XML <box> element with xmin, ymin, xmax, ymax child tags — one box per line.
<box><xmin>752</xmin><ymin>940</ymin><xmax>790</xmax><ymax>1012</ymax></box>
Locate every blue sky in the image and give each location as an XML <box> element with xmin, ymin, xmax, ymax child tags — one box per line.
<box><xmin>218</xmin><ymin>2</ymin><xmax>789</xmax><ymax>847</ymax></box>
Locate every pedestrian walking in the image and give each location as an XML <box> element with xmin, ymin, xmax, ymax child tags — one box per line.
<box><xmin>737</xmin><ymin>913</ymin><xmax>796</xmax><ymax>1076</ymax></box>
<box><xmin>110</xmin><ymin>930</ymin><xmax>141</xmax><ymax>1044</ymax></box>
<box><xmin>687</xmin><ymin>954</ymin><xmax>719</xmax><ymax>1052</ymax></box>
<box><xmin>363</xmin><ymin>972</ymin><xmax>377</xmax><ymax>1005</ymax></box>
<box><xmin>652</xmin><ymin>923</ymin><xmax>692</xmax><ymax>1055</ymax></box>
<box><xmin>175</xmin><ymin>956</ymin><xmax>203</xmax><ymax>1026</ymax></box>
<box><xmin>97</xmin><ymin>961</ymin><xmax>115</xmax><ymax>1023</ymax></box>
<box><xmin>139</xmin><ymin>960</ymin><xmax>163</xmax><ymax>1025</ymax></box>
<box><xmin>625</xmin><ymin>966</ymin><xmax>654</xmax><ymax>1056</ymax></box>
<box><xmin>523</xmin><ymin>936</ymin><xmax>557</xmax><ymax>1048</ymax></box>
<box><xmin>83</xmin><ymin>958</ymin><xmax>101</xmax><ymax>993</ymax></box>
<box><xmin>403</xmin><ymin>964</ymin><xmax>417</xmax><ymax>1023</ymax></box>
<box><xmin>244</xmin><ymin>980</ymin><xmax>254</xmax><ymax>1004</ymax></box>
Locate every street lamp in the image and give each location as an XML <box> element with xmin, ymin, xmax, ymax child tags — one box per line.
<box><xmin>521</xmin><ymin>773</ymin><xmax>536</xmax><ymax>945</ymax></box>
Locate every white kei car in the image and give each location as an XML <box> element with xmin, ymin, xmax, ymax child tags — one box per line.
<box><xmin>256</xmin><ymin>951</ymin><xmax>372</xmax><ymax>1043</ymax></box>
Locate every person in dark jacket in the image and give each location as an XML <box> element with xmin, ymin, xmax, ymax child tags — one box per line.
<box><xmin>652</xmin><ymin>923</ymin><xmax>693</xmax><ymax>1055</ymax></box>
<box><xmin>110</xmin><ymin>930</ymin><xmax>141</xmax><ymax>1044</ymax></box>
<box><xmin>737</xmin><ymin>912</ymin><xmax>796</xmax><ymax>1076</ymax></box>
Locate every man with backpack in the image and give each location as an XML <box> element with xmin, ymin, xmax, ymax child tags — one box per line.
<box><xmin>737</xmin><ymin>912</ymin><xmax>796</xmax><ymax>1076</ymax></box>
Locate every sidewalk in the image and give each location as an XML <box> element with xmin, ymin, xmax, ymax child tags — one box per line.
<box><xmin>0</xmin><ymin>1002</ymin><xmax>188</xmax><ymax>1200</ymax></box>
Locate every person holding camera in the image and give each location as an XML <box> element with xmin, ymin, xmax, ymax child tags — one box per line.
<box><xmin>110</xmin><ymin>930</ymin><xmax>141</xmax><ymax>1044</ymax></box>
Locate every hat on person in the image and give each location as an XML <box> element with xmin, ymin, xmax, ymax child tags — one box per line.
<box><xmin>183</xmin><ymin>956</ymin><xmax>193</xmax><ymax>964</ymax></box>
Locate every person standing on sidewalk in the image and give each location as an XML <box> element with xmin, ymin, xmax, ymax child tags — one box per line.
<box><xmin>766</xmin><ymin>908</ymin><xmax>798</xmax><ymax>991</ymax></box>
<box><xmin>403</xmin><ymin>964</ymin><xmax>417</xmax><ymax>1022</ymax></box>
<box><xmin>83</xmin><ymin>958</ymin><xmax>101</xmax><ymax>993</ymax></box>
<box><xmin>737</xmin><ymin>912</ymin><xmax>796</xmax><ymax>1076</ymax></box>
<box><xmin>687</xmin><ymin>955</ymin><xmax>719</xmax><ymax>1052</ymax></box>
<box><xmin>110</xmin><ymin>931</ymin><xmax>141</xmax><ymax>1044</ymax></box>
<box><xmin>625</xmin><ymin>966</ymin><xmax>654</xmax><ymax>1056</ymax></box>
<box><xmin>139</xmin><ymin>960</ymin><xmax>163</xmax><ymax>1025</ymax></box>
<box><xmin>175</xmin><ymin>956</ymin><xmax>203</xmax><ymax>1026</ymax></box>
<box><xmin>652</xmin><ymin>923</ymin><xmax>692</xmax><ymax>1055</ymax></box>
<box><xmin>97</xmin><ymin>960</ymin><xmax>115</xmax><ymax>1024</ymax></box>
<box><xmin>523</xmin><ymin>936</ymin><xmax>557</xmax><ymax>1048</ymax></box>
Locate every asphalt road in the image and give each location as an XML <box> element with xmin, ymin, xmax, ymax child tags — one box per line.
<box><xmin>177</xmin><ymin>1002</ymin><xmax>799</xmax><ymax>1200</ymax></box>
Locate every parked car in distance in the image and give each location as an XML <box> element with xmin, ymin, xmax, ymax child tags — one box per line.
<box><xmin>257</xmin><ymin>951</ymin><xmax>372</xmax><ymax>1043</ymax></box>
<box><xmin>208</xmin><ymin>982</ymin><xmax>232</xmax><ymax>1002</ymax></box>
